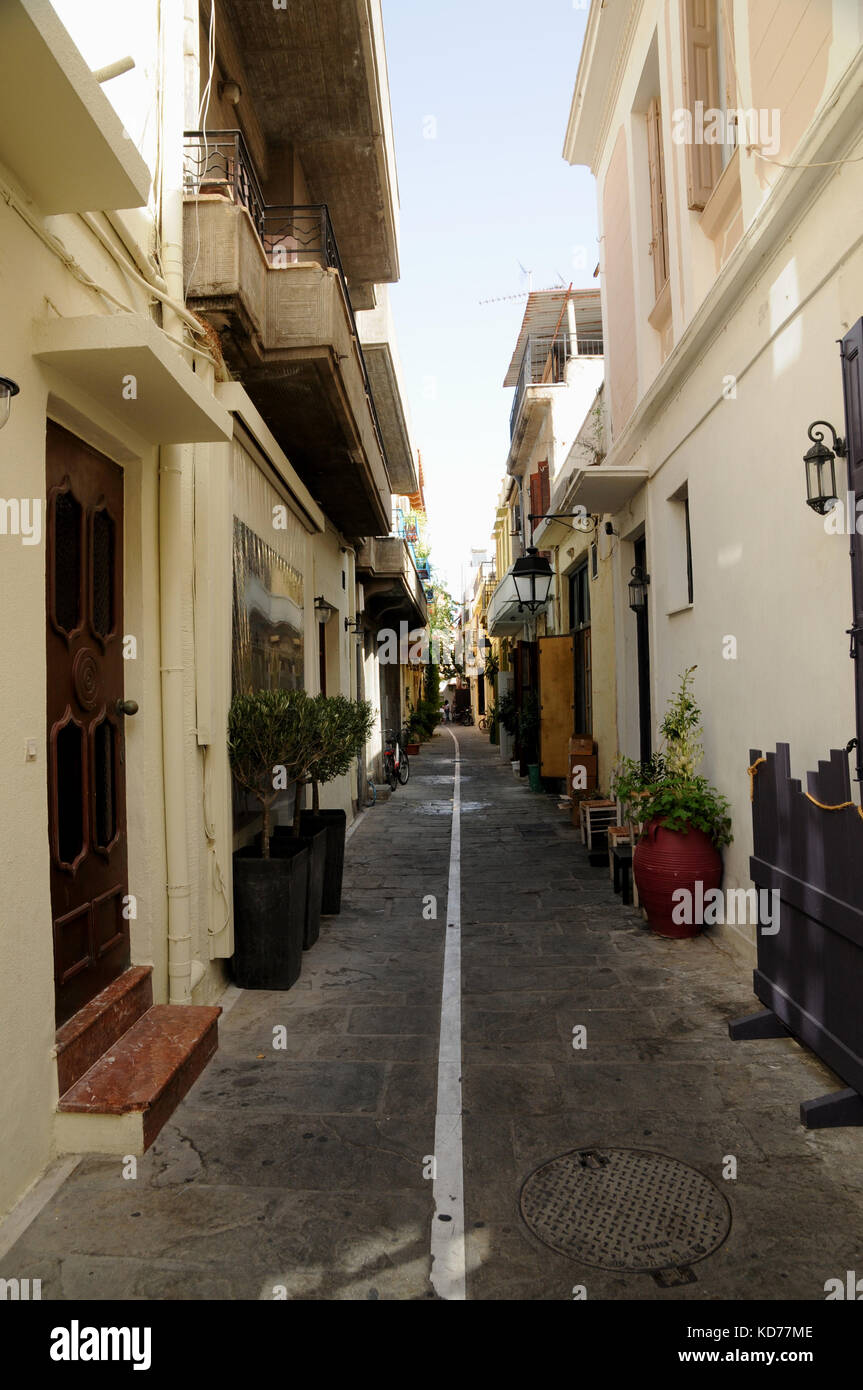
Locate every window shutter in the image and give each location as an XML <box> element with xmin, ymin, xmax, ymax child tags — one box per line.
<box><xmin>538</xmin><ymin>460</ymin><xmax>551</xmax><ymax>516</ymax></box>
<box><xmin>529</xmin><ymin>473</ymin><xmax>541</xmax><ymax>529</ymax></box>
<box><xmin>681</xmin><ymin>0</ymin><xmax>722</xmax><ymax>210</ymax></box>
<box><xmin>646</xmin><ymin>99</ymin><xmax>669</xmax><ymax>300</ymax></box>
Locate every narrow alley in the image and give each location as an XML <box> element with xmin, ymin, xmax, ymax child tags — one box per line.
<box><xmin>3</xmin><ymin>726</ymin><xmax>860</xmax><ymax>1303</ymax></box>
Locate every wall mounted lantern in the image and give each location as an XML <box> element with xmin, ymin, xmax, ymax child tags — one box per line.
<box><xmin>0</xmin><ymin>378</ymin><xmax>19</xmax><ymax>430</ymax></box>
<box><xmin>344</xmin><ymin>615</ymin><xmax>363</xmax><ymax>633</ymax></box>
<box><xmin>803</xmin><ymin>421</ymin><xmax>847</xmax><ymax>515</ymax></box>
<box><xmin>314</xmin><ymin>596</ymin><xmax>337</xmax><ymax>626</ymax></box>
<box><xmin>628</xmin><ymin>565</ymin><xmax>651</xmax><ymax>613</ymax></box>
<box><xmin>512</xmin><ymin>547</ymin><xmax>554</xmax><ymax>613</ymax></box>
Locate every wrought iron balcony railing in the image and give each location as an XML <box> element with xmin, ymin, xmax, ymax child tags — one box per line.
<box><xmin>510</xmin><ymin>332</ymin><xmax>604</xmax><ymax>439</ymax></box>
<box><xmin>183</xmin><ymin>130</ymin><xmax>390</xmax><ymax>476</ymax></box>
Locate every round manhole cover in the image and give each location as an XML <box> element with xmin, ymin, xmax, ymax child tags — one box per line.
<box><xmin>519</xmin><ymin>1147</ymin><xmax>731</xmax><ymax>1271</ymax></box>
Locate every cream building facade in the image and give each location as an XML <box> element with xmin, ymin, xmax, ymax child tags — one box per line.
<box><xmin>0</xmin><ymin>0</ymin><xmax>421</xmax><ymax>1217</ymax></box>
<box><xmin>564</xmin><ymin>0</ymin><xmax>863</xmax><ymax>962</ymax></box>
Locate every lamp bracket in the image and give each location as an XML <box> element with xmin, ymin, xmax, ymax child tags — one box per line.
<box><xmin>807</xmin><ymin>420</ymin><xmax>847</xmax><ymax>457</ymax></box>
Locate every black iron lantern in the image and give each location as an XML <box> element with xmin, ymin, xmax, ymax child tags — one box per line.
<box><xmin>0</xmin><ymin>377</ymin><xmax>19</xmax><ymax>430</ymax></box>
<box><xmin>804</xmin><ymin>421</ymin><xmax>846</xmax><ymax>515</ymax></box>
<box><xmin>628</xmin><ymin>565</ymin><xmax>650</xmax><ymax>613</ymax></box>
<box><xmin>512</xmin><ymin>547</ymin><xmax>553</xmax><ymax>613</ymax></box>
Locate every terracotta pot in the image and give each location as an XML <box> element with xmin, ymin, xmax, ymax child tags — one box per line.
<box><xmin>633</xmin><ymin>819</ymin><xmax>722</xmax><ymax>939</ymax></box>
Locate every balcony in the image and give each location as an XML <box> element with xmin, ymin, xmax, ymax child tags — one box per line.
<box><xmin>509</xmin><ymin>333</ymin><xmax>603</xmax><ymax>440</ymax></box>
<box><xmin>356</xmin><ymin>537</ymin><xmax>428</xmax><ymax>631</ymax></box>
<box><xmin>183</xmin><ymin>131</ymin><xmax>391</xmax><ymax>537</ymax></box>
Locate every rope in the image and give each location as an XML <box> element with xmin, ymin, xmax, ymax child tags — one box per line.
<box><xmin>804</xmin><ymin>792</ymin><xmax>855</xmax><ymax>811</ymax></box>
<box><xmin>747</xmin><ymin>757</ymin><xmax>766</xmax><ymax>800</ymax></box>
<box><xmin>750</xmin><ymin>759</ymin><xmax>863</xmax><ymax>819</ymax></box>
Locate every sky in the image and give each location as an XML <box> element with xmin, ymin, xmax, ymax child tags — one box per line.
<box><xmin>382</xmin><ymin>0</ymin><xmax>599</xmax><ymax>602</ymax></box>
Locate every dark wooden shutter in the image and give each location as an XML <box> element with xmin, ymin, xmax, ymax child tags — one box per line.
<box><xmin>840</xmin><ymin>319</ymin><xmax>863</xmax><ymax>785</ymax></box>
<box><xmin>681</xmin><ymin>0</ymin><xmax>722</xmax><ymax>209</ymax></box>
<box><xmin>529</xmin><ymin>473</ymin><xmax>542</xmax><ymax>531</ymax></box>
<box><xmin>538</xmin><ymin>460</ymin><xmax>551</xmax><ymax>516</ymax></box>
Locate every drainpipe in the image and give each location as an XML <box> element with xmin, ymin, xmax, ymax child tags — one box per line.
<box><xmin>160</xmin><ymin>0</ymin><xmax>194</xmax><ymax>1004</ymax></box>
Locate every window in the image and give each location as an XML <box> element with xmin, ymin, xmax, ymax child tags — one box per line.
<box><xmin>667</xmin><ymin>482</ymin><xmax>694</xmax><ymax>610</ymax></box>
<box><xmin>646</xmin><ymin>97</ymin><xmax>669</xmax><ymax>300</ymax></box>
<box><xmin>684</xmin><ymin>495</ymin><xmax>694</xmax><ymax>605</ymax></box>
<box><xmin>681</xmin><ymin>0</ymin><xmax>737</xmax><ymax>208</ymax></box>
<box><xmin>590</xmin><ymin>541</ymin><xmax>598</xmax><ymax>581</ymax></box>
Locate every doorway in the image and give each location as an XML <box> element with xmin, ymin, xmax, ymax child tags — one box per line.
<box><xmin>46</xmin><ymin>422</ymin><xmax>131</xmax><ymax>1027</ymax></box>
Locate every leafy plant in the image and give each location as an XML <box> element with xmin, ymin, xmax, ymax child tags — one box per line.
<box><xmin>498</xmin><ymin>689</ymin><xmax>519</xmax><ymax>737</ymax></box>
<box><xmin>306</xmin><ymin>696</ymin><xmax>374</xmax><ymax>815</ymax></box>
<box><xmin>518</xmin><ymin>691</ymin><xmax>541</xmax><ymax>762</ymax></box>
<box><xmin>611</xmin><ymin>669</ymin><xmax>732</xmax><ymax>848</ymax></box>
<box><xmin>228</xmin><ymin>689</ymin><xmax>317</xmax><ymax>857</ymax></box>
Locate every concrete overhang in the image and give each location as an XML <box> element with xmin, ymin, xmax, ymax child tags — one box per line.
<box><xmin>220</xmin><ymin>0</ymin><xmax>399</xmax><ymax>290</ymax></box>
<box><xmin>216</xmin><ymin>383</ymin><xmax>326</xmax><ymax>534</ymax></box>
<box><xmin>568</xmin><ymin>463</ymin><xmax>649</xmax><ymax>513</ymax></box>
<box><xmin>563</xmin><ymin>0</ymin><xmax>633</xmax><ymax>170</ymax></box>
<box><xmin>0</xmin><ymin>0</ymin><xmax>151</xmax><ymax>214</ymax></box>
<box><xmin>34</xmin><ymin>314</ymin><xmax>232</xmax><ymax>444</ymax></box>
<box><xmin>356</xmin><ymin>288</ymin><xmax>418</xmax><ymax>496</ymax></box>
<box><xmin>357</xmin><ymin>536</ymin><xmax>428</xmax><ymax>629</ymax></box>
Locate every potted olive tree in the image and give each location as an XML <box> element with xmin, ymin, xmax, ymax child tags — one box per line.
<box><xmin>296</xmin><ymin>695</ymin><xmax>374</xmax><ymax>915</ymax></box>
<box><xmin>228</xmin><ymin>689</ymin><xmax>316</xmax><ymax>989</ymax></box>
<box><xmin>620</xmin><ymin>668</ymin><xmax>732</xmax><ymax>938</ymax></box>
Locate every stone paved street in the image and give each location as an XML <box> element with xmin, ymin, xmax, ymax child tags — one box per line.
<box><xmin>3</xmin><ymin>726</ymin><xmax>862</xmax><ymax>1300</ymax></box>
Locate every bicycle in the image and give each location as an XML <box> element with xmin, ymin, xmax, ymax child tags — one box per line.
<box><xmin>382</xmin><ymin>729</ymin><xmax>410</xmax><ymax>789</ymax></box>
<box><xmin>477</xmin><ymin>712</ymin><xmax>490</xmax><ymax>731</ymax></box>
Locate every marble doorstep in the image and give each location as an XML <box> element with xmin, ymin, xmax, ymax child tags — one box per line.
<box><xmin>58</xmin><ymin>1004</ymin><xmax>222</xmax><ymax>1151</ymax></box>
<box><xmin>55</xmin><ymin>965</ymin><xmax>154</xmax><ymax>1095</ymax></box>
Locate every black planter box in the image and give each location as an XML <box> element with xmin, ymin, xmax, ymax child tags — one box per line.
<box><xmin>231</xmin><ymin>841</ymin><xmax>308</xmax><ymax>990</ymax></box>
<box><xmin>299</xmin><ymin>809</ymin><xmax>347</xmax><ymax>915</ymax></box>
<box><xmin>271</xmin><ymin>823</ymin><xmax>328</xmax><ymax>947</ymax></box>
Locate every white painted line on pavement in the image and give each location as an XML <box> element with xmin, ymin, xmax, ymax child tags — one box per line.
<box><xmin>430</xmin><ymin>725</ymin><xmax>466</xmax><ymax>1300</ymax></box>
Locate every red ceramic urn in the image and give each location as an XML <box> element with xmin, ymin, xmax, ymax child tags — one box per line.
<box><xmin>633</xmin><ymin>820</ymin><xmax>722</xmax><ymax>938</ymax></box>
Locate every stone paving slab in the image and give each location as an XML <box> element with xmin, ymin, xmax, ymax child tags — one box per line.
<box><xmin>2</xmin><ymin>725</ymin><xmax>862</xmax><ymax>1301</ymax></box>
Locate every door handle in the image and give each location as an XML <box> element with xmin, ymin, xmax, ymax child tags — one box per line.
<box><xmin>116</xmin><ymin>699</ymin><xmax>139</xmax><ymax>717</ymax></box>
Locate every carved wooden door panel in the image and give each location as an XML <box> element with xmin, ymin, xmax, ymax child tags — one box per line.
<box><xmin>46</xmin><ymin>421</ymin><xmax>130</xmax><ymax>1027</ymax></box>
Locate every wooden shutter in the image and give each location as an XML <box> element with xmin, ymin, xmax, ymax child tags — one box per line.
<box><xmin>646</xmin><ymin>98</ymin><xmax>669</xmax><ymax>300</ymax></box>
<box><xmin>538</xmin><ymin>460</ymin><xmax>551</xmax><ymax>516</ymax></box>
<box><xmin>681</xmin><ymin>0</ymin><xmax>722</xmax><ymax>209</ymax></box>
<box><xmin>529</xmin><ymin>473</ymin><xmax>542</xmax><ymax>529</ymax></box>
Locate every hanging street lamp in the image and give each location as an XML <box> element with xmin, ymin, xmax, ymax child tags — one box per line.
<box><xmin>803</xmin><ymin>421</ymin><xmax>846</xmax><ymax>515</ymax></box>
<box><xmin>511</xmin><ymin>547</ymin><xmax>554</xmax><ymax>613</ymax></box>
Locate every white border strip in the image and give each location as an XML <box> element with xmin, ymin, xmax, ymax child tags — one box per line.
<box><xmin>430</xmin><ymin>727</ymin><xmax>466</xmax><ymax>1299</ymax></box>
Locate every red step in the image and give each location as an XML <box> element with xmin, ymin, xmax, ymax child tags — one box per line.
<box><xmin>55</xmin><ymin>966</ymin><xmax>153</xmax><ymax>1095</ymax></box>
<box><xmin>58</xmin><ymin>1004</ymin><xmax>221</xmax><ymax>1151</ymax></box>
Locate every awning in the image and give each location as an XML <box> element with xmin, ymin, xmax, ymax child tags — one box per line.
<box><xmin>35</xmin><ymin>314</ymin><xmax>232</xmax><ymax>444</ymax></box>
<box><xmin>568</xmin><ymin>464</ymin><xmax>648</xmax><ymax>513</ymax></box>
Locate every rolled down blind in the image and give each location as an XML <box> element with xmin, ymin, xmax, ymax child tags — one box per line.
<box><xmin>681</xmin><ymin>0</ymin><xmax>722</xmax><ymax>210</ymax></box>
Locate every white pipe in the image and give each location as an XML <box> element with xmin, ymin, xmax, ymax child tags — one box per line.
<box><xmin>159</xmin><ymin>0</ymin><xmax>194</xmax><ymax>1006</ymax></box>
<box><xmin>94</xmin><ymin>56</ymin><xmax>135</xmax><ymax>83</ymax></box>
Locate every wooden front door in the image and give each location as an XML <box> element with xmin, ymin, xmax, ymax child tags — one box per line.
<box><xmin>539</xmin><ymin>635</ymin><xmax>575</xmax><ymax>778</ymax></box>
<box><xmin>46</xmin><ymin>422</ymin><xmax>130</xmax><ymax>1027</ymax></box>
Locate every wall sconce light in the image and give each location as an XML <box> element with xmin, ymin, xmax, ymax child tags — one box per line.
<box><xmin>314</xmin><ymin>596</ymin><xmax>337</xmax><ymax>626</ymax></box>
<box><xmin>0</xmin><ymin>377</ymin><xmax>20</xmax><ymax>430</ymax></box>
<box><xmin>345</xmin><ymin>615</ymin><xmax>363</xmax><ymax>633</ymax></box>
<box><xmin>628</xmin><ymin>565</ymin><xmax>650</xmax><ymax>613</ymax></box>
<box><xmin>803</xmin><ymin>421</ymin><xmax>846</xmax><ymax>515</ymax></box>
